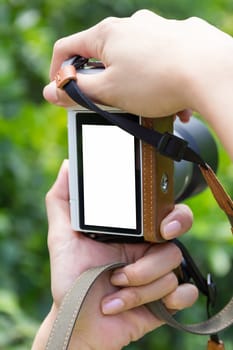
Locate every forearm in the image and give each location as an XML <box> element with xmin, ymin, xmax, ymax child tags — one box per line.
<box><xmin>32</xmin><ymin>304</ymin><xmax>92</xmax><ymax>350</ymax></box>
<box><xmin>183</xmin><ymin>22</ymin><xmax>233</xmax><ymax>159</ymax></box>
<box><xmin>31</xmin><ymin>305</ymin><xmax>57</xmax><ymax>350</ymax></box>
<box><xmin>193</xmin><ymin>63</ymin><xmax>233</xmax><ymax>160</ymax></box>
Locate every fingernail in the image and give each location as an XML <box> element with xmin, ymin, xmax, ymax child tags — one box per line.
<box><xmin>163</xmin><ymin>220</ymin><xmax>182</xmax><ymax>239</ymax></box>
<box><xmin>43</xmin><ymin>82</ymin><xmax>58</xmax><ymax>103</ymax></box>
<box><xmin>102</xmin><ymin>298</ymin><xmax>125</xmax><ymax>315</ymax></box>
<box><xmin>111</xmin><ymin>272</ymin><xmax>129</xmax><ymax>286</ymax></box>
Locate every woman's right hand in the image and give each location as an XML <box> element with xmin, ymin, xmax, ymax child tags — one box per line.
<box><xmin>43</xmin><ymin>10</ymin><xmax>233</xmax><ymax>158</ymax></box>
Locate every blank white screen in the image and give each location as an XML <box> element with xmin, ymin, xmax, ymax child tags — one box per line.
<box><xmin>82</xmin><ymin>125</ymin><xmax>136</xmax><ymax>229</ymax></box>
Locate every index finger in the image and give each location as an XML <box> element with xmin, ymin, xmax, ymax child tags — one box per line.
<box><xmin>49</xmin><ymin>17</ymin><xmax>121</xmax><ymax>80</ymax></box>
<box><xmin>49</xmin><ymin>29</ymin><xmax>97</xmax><ymax>80</ymax></box>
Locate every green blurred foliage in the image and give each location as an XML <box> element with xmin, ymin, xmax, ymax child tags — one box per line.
<box><xmin>0</xmin><ymin>0</ymin><xmax>232</xmax><ymax>348</ymax></box>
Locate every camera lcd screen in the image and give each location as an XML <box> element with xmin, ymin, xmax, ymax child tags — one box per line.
<box><xmin>77</xmin><ymin>113</ymin><xmax>141</xmax><ymax>235</ymax></box>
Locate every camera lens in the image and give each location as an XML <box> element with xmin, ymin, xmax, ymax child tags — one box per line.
<box><xmin>174</xmin><ymin>117</ymin><xmax>218</xmax><ymax>202</ymax></box>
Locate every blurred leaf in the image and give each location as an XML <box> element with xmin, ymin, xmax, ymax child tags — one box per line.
<box><xmin>0</xmin><ymin>0</ymin><xmax>233</xmax><ymax>348</ymax></box>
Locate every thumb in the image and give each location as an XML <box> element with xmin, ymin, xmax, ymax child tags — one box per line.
<box><xmin>46</xmin><ymin>159</ymin><xmax>70</xmax><ymax>228</ymax></box>
<box><xmin>43</xmin><ymin>69</ymin><xmax>112</xmax><ymax>108</ymax></box>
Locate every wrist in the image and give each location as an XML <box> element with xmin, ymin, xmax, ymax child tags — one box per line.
<box><xmin>32</xmin><ymin>304</ymin><xmax>93</xmax><ymax>350</ymax></box>
<box><xmin>186</xmin><ymin>29</ymin><xmax>233</xmax><ymax>157</ymax></box>
<box><xmin>68</xmin><ymin>334</ymin><xmax>93</xmax><ymax>350</ymax></box>
<box><xmin>31</xmin><ymin>304</ymin><xmax>58</xmax><ymax>350</ymax></box>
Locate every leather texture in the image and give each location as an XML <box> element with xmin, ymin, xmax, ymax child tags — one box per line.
<box><xmin>141</xmin><ymin>117</ymin><xmax>174</xmax><ymax>242</ymax></box>
<box><xmin>56</xmin><ymin>65</ymin><xmax>77</xmax><ymax>89</ymax></box>
<box><xmin>199</xmin><ymin>164</ymin><xmax>233</xmax><ymax>220</ymax></box>
<box><xmin>207</xmin><ymin>339</ymin><xmax>225</xmax><ymax>350</ymax></box>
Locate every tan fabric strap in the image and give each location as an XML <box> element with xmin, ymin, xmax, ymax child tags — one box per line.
<box><xmin>199</xmin><ymin>164</ymin><xmax>233</xmax><ymax>221</ymax></box>
<box><xmin>45</xmin><ymin>263</ymin><xmax>124</xmax><ymax>350</ymax></box>
<box><xmin>45</xmin><ymin>261</ymin><xmax>232</xmax><ymax>350</ymax></box>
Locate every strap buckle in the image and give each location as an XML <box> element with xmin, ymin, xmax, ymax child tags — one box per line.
<box><xmin>56</xmin><ymin>56</ymin><xmax>89</xmax><ymax>89</ymax></box>
<box><xmin>56</xmin><ymin>65</ymin><xmax>77</xmax><ymax>88</ymax></box>
<box><xmin>157</xmin><ymin>132</ymin><xmax>188</xmax><ymax>161</ymax></box>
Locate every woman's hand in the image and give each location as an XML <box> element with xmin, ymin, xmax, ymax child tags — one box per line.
<box><xmin>43</xmin><ymin>10</ymin><xmax>231</xmax><ymax>117</ymax></box>
<box><xmin>32</xmin><ymin>160</ymin><xmax>197</xmax><ymax>350</ymax></box>
<box><xmin>43</xmin><ymin>10</ymin><xmax>233</xmax><ymax>159</ymax></box>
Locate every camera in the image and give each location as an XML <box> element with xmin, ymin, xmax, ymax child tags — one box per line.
<box><xmin>68</xmin><ymin>110</ymin><xmax>218</xmax><ymax>243</ymax></box>
<box><xmin>67</xmin><ymin>66</ymin><xmax>218</xmax><ymax>243</ymax></box>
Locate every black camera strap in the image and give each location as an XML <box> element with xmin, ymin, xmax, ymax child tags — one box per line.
<box><xmin>62</xmin><ymin>77</ymin><xmax>205</xmax><ymax>166</ymax></box>
<box><xmin>46</xmin><ymin>56</ymin><xmax>233</xmax><ymax>350</ymax></box>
